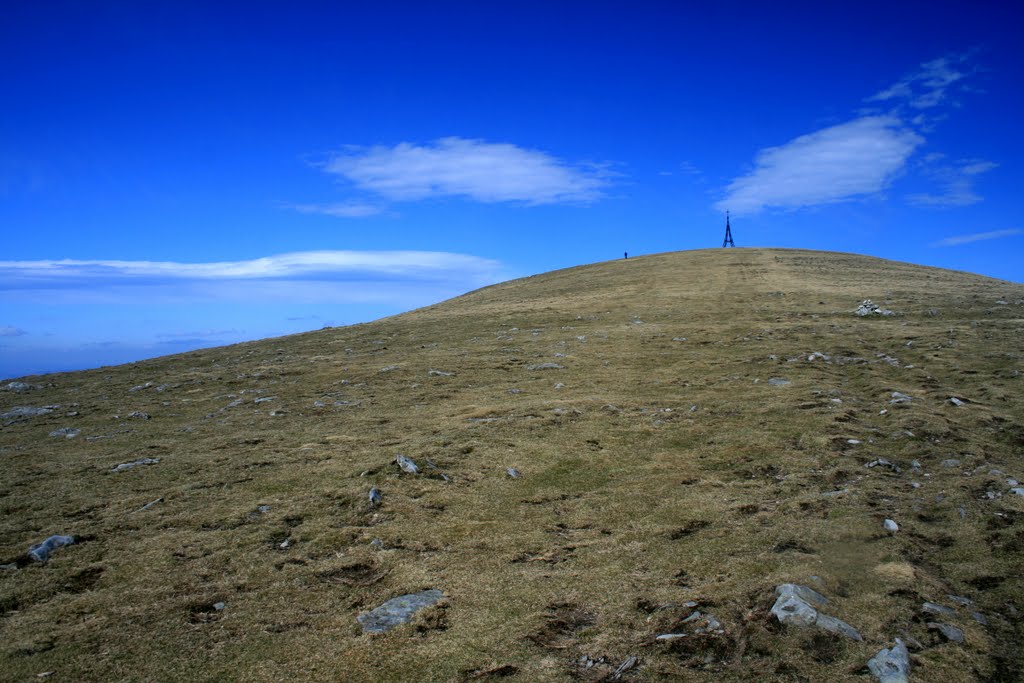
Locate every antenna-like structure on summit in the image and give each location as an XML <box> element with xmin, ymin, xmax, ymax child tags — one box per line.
<box><xmin>722</xmin><ymin>211</ymin><xmax>735</xmax><ymax>248</ymax></box>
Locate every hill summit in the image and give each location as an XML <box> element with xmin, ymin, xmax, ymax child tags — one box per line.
<box><xmin>2</xmin><ymin>248</ymin><xmax>1023</xmax><ymax>681</ymax></box>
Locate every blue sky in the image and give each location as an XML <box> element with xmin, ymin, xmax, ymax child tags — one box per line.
<box><xmin>2</xmin><ymin>1</ymin><xmax>1022</xmax><ymax>378</ymax></box>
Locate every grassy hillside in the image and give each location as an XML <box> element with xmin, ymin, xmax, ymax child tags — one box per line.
<box><xmin>2</xmin><ymin>248</ymin><xmax>1023</xmax><ymax>682</ymax></box>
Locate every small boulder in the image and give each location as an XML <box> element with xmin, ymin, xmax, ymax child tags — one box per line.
<box><xmin>928</xmin><ymin>622</ymin><xmax>965</xmax><ymax>643</ymax></box>
<box><xmin>28</xmin><ymin>535</ymin><xmax>75</xmax><ymax>562</ymax></box>
<box><xmin>49</xmin><ymin>427</ymin><xmax>81</xmax><ymax>439</ymax></box>
<box><xmin>884</xmin><ymin>519</ymin><xmax>899</xmax><ymax>533</ymax></box>
<box><xmin>357</xmin><ymin>589</ymin><xmax>444</xmax><ymax>634</ymax></box>
<box><xmin>395</xmin><ymin>455</ymin><xmax>419</xmax><ymax>474</ymax></box>
<box><xmin>867</xmin><ymin>638</ymin><xmax>910</xmax><ymax>683</ymax></box>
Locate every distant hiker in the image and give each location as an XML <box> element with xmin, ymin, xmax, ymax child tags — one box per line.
<box><xmin>624</xmin><ymin>252</ymin><xmax>628</xmax><ymax>259</ymax></box>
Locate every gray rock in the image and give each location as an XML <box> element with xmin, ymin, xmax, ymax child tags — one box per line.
<box><xmin>554</xmin><ymin>383</ymin><xmax>565</xmax><ymax>389</ymax></box>
<box><xmin>1009</xmin><ymin>488</ymin><xmax>1024</xmax><ymax>496</ymax></box>
<box><xmin>768</xmin><ymin>378</ymin><xmax>791</xmax><ymax>386</ymax></box>
<box><xmin>1</xmin><ymin>381</ymin><xmax>41</xmax><ymax>393</ymax></box>
<box><xmin>395</xmin><ymin>455</ymin><xmax>419</xmax><ymax>474</ymax></box>
<box><xmin>948</xmin><ymin>397</ymin><xmax>966</xmax><ymax>407</ymax></box>
<box><xmin>369</xmin><ymin>487</ymin><xmax>383</xmax><ymax>507</ymax></box>
<box><xmin>111</xmin><ymin>457</ymin><xmax>160</xmax><ymax>472</ymax></box>
<box><xmin>655</xmin><ymin>633</ymin><xmax>687</xmax><ymax>641</ymax></box>
<box><xmin>428</xmin><ymin>369</ymin><xmax>454</xmax><ymax>376</ymax></box>
<box><xmin>253</xmin><ymin>396</ymin><xmax>276</xmax><ymax>403</ymax></box>
<box><xmin>213</xmin><ymin>602</ymin><xmax>226</xmax><ymax>611</ymax></box>
<box><xmin>28</xmin><ymin>534</ymin><xmax>75</xmax><ymax>562</ymax></box>
<box><xmin>611</xmin><ymin>655</ymin><xmax>638</xmax><ymax>680</ymax></box>
<box><xmin>814</xmin><ymin>613</ymin><xmax>863</xmax><ymax>641</ymax></box>
<box><xmin>526</xmin><ymin>363</ymin><xmax>564</xmax><ymax>370</ymax></box>
<box><xmin>128</xmin><ymin>382</ymin><xmax>153</xmax><ymax>392</ymax></box>
<box><xmin>506</xmin><ymin>468</ymin><xmax>520</xmax><ymax>479</ymax></box>
<box><xmin>941</xmin><ymin>459</ymin><xmax>961</xmax><ymax>468</ymax></box>
<box><xmin>970</xmin><ymin>611</ymin><xmax>988</xmax><ymax>625</ymax></box>
<box><xmin>928</xmin><ymin>622</ymin><xmax>965</xmax><ymax>643</ymax></box>
<box><xmin>884</xmin><ymin>519</ymin><xmax>899</xmax><ymax>533</ymax></box>
<box><xmin>379</xmin><ymin>365</ymin><xmax>400</xmax><ymax>372</ymax></box>
<box><xmin>49</xmin><ymin>427</ymin><xmax>80</xmax><ymax>439</ymax></box>
<box><xmin>866</xmin><ymin>459</ymin><xmax>902</xmax><ymax>474</ymax></box>
<box><xmin>855</xmin><ymin>300</ymin><xmax>894</xmax><ymax>316</ymax></box>
<box><xmin>1</xmin><ymin>405</ymin><xmax>58</xmax><ymax>419</ymax></box>
<box><xmin>888</xmin><ymin>392</ymin><xmax>912</xmax><ymax>404</ymax></box>
<box><xmin>126</xmin><ymin>411</ymin><xmax>150</xmax><ymax>420</ymax></box>
<box><xmin>947</xmin><ymin>595</ymin><xmax>973</xmax><ymax>607</ymax></box>
<box><xmin>771</xmin><ymin>584</ymin><xmax>860</xmax><ymax>641</ymax></box>
<box><xmin>357</xmin><ymin>589</ymin><xmax>444</xmax><ymax>633</ymax></box>
<box><xmin>922</xmin><ymin>601</ymin><xmax>956</xmax><ymax>617</ymax></box>
<box><xmin>867</xmin><ymin>638</ymin><xmax>910</xmax><ymax>683</ymax></box>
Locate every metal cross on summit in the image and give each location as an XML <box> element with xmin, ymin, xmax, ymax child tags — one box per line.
<box><xmin>722</xmin><ymin>211</ymin><xmax>735</xmax><ymax>247</ymax></box>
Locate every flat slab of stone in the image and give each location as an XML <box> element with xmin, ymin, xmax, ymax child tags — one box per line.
<box><xmin>771</xmin><ymin>584</ymin><xmax>861</xmax><ymax>641</ymax></box>
<box><xmin>868</xmin><ymin>638</ymin><xmax>910</xmax><ymax>683</ymax></box>
<box><xmin>357</xmin><ymin>589</ymin><xmax>443</xmax><ymax>633</ymax></box>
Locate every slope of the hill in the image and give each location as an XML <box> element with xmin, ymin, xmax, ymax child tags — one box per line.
<box><xmin>2</xmin><ymin>248</ymin><xmax>1023</xmax><ymax>682</ymax></box>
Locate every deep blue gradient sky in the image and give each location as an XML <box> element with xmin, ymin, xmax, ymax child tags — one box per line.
<box><xmin>2</xmin><ymin>1</ymin><xmax>1022</xmax><ymax>378</ymax></box>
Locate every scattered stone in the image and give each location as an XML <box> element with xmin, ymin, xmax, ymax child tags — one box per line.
<box><xmin>357</xmin><ymin>589</ymin><xmax>444</xmax><ymax>634</ymax></box>
<box><xmin>137</xmin><ymin>497</ymin><xmax>163</xmax><ymax>512</ymax></box>
<box><xmin>855</xmin><ymin>300</ymin><xmax>895</xmax><ymax>316</ymax></box>
<box><xmin>941</xmin><ymin>459</ymin><xmax>961</xmax><ymax>468</ymax></box>
<box><xmin>269</xmin><ymin>410</ymin><xmax>287</xmax><ymax>417</ymax></box>
<box><xmin>947</xmin><ymin>595</ymin><xmax>973</xmax><ymax>607</ymax></box>
<box><xmin>922</xmin><ymin>601</ymin><xmax>956</xmax><ymax>617</ymax></box>
<box><xmin>656</xmin><ymin>633</ymin><xmax>687</xmax><ymax>641</ymax></box>
<box><xmin>428</xmin><ymin>369</ymin><xmax>454</xmax><ymax>377</ymax></box>
<box><xmin>126</xmin><ymin>411</ymin><xmax>150</xmax><ymax>420</ymax></box>
<box><xmin>507</xmin><ymin>388</ymin><xmax>523</xmax><ymax>394</ymax></box>
<box><xmin>526</xmin><ymin>363</ymin><xmax>564</xmax><ymax>370</ymax></box>
<box><xmin>1</xmin><ymin>381</ymin><xmax>41</xmax><ymax>393</ymax></box>
<box><xmin>848</xmin><ymin>439</ymin><xmax>862</xmax><ymax>445</ymax></box>
<box><xmin>768</xmin><ymin>378</ymin><xmax>791</xmax><ymax>386</ymax></box>
<box><xmin>256</xmin><ymin>505</ymin><xmax>271</xmax><ymax>514</ymax></box>
<box><xmin>506</xmin><ymin>468</ymin><xmax>520</xmax><ymax>479</ymax></box>
<box><xmin>866</xmin><ymin>459</ymin><xmax>902</xmax><ymax>474</ymax></box>
<box><xmin>927</xmin><ymin>622</ymin><xmax>965</xmax><ymax>643</ymax></box>
<box><xmin>867</xmin><ymin>638</ymin><xmax>911</xmax><ymax>683</ymax></box>
<box><xmin>28</xmin><ymin>535</ymin><xmax>75</xmax><ymax>562</ymax></box>
<box><xmin>279</xmin><ymin>539</ymin><xmax>291</xmax><ymax>550</ymax></box>
<box><xmin>213</xmin><ymin>602</ymin><xmax>226</xmax><ymax>611</ymax></box>
<box><xmin>111</xmin><ymin>458</ymin><xmax>160</xmax><ymax>473</ymax></box>
<box><xmin>369</xmin><ymin>487</ymin><xmax>383</xmax><ymax>507</ymax></box>
<box><xmin>890</xmin><ymin>392</ymin><xmax>913</xmax><ymax>404</ymax></box>
<box><xmin>911</xmin><ymin>460</ymin><xmax>922</xmax><ymax>471</ymax></box>
<box><xmin>970</xmin><ymin>611</ymin><xmax>988</xmax><ymax>625</ymax></box>
<box><xmin>1009</xmin><ymin>488</ymin><xmax>1024</xmax><ymax>496</ymax></box>
<box><xmin>611</xmin><ymin>655</ymin><xmax>638</xmax><ymax>680</ymax></box>
<box><xmin>128</xmin><ymin>382</ymin><xmax>153</xmax><ymax>392</ymax></box>
<box><xmin>884</xmin><ymin>519</ymin><xmax>899</xmax><ymax>533</ymax></box>
<box><xmin>379</xmin><ymin>365</ymin><xmax>400</xmax><ymax>373</ymax></box>
<box><xmin>395</xmin><ymin>455</ymin><xmax>419</xmax><ymax>474</ymax></box>
<box><xmin>948</xmin><ymin>397</ymin><xmax>966</xmax><ymax>407</ymax></box>
<box><xmin>48</xmin><ymin>427</ymin><xmax>80</xmax><ymax>439</ymax></box>
<box><xmin>672</xmin><ymin>337</ymin><xmax>687</xmax><ymax>342</ymax></box>
<box><xmin>771</xmin><ymin>584</ymin><xmax>862</xmax><ymax>641</ymax></box>
<box><xmin>1</xmin><ymin>405</ymin><xmax>58</xmax><ymax>420</ymax></box>
<box><xmin>370</xmin><ymin>538</ymin><xmax>384</xmax><ymax>550</ymax></box>
<box><xmin>253</xmin><ymin>396</ymin><xmax>276</xmax><ymax>403</ymax></box>
<box><xmin>808</xmin><ymin>352</ymin><xmax>830</xmax><ymax>361</ymax></box>
<box><xmin>553</xmin><ymin>383</ymin><xmax>565</xmax><ymax>389</ymax></box>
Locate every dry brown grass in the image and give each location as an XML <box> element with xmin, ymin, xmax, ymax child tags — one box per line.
<box><xmin>1</xmin><ymin>248</ymin><xmax>1023</xmax><ymax>681</ymax></box>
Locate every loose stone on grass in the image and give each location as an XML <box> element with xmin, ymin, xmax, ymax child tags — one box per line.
<box><xmin>28</xmin><ymin>535</ymin><xmax>75</xmax><ymax>562</ymax></box>
<box><xmin>369</xmin><ymin>487</ymin><xmax>383</xmax><ymax>507</ymax></box>
<box><xmin>395</xmin><ymin>455</ymin><xmax>419</xmax><ymax>474</ymax></box>
<box><xmin>884</xmin><ymin>519</ymin><xmax>899</xmax><ymax>533</ymax></box>
<box><xmin>927</xmin><ymin>622</ymin><xmax>965</xmax><ymax>643</ymax></box>
<box><xmin>357</xmin><ymin>589</ymin><xmax>444</xmax><ymax>634</ymax></box>
<box><xmin>112</xmin><ymin>457</ymin><xmax>160</xmax><ymax>473</ymax></box>
<box><xmin>506</xmin><ymin>467</ymin><xmax>520</xmax><ymax>479</ymax></box>
<box><xmin>770</xmin><ymin>583</ymin><xmax>862</xmax><ymax>641</ymax></box>
<box><xmin>768</xmin><ymin>378</ymin><xmax>791</xmax><ymax>386</ymax></box>
<box><xmin>49</xmin><ymin>427</ymin><xmax>80</xmax><ymax>439</ymax></box>
<box><xmin>867</xmin><ymin>638</ymin><xmax>911</xmax><ymax>683</ymax></box>
<box><xmin>525</xmin><ymin>363</ymin><xmax>564</xmax><ymax>370</ymax></box>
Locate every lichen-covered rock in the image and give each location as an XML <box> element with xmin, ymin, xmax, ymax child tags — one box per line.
<box><xmin>357</xmin><ymin>589</ymin><xmax>444</xmax><ymax>633</ymax></box>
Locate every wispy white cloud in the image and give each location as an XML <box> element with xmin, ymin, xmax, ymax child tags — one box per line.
<box><xmin>287</xmin><ymin>202</ymin><xmax>384</xmax><ymax>218</ymax></box>
<box><xmin>866</xmin><ymin>54</ymin><xmax>975</xmax><ymax>110</ymax></box>
<box><xmin>930</xmin><ymin>229</ymin><xmax>1022</xmax><ymax>247</ymax></box>
<box><xmin>321</xmin><ymin>137</ymin><xmax>611</xmax><ymax>205</ymax></box>
<box><xmin>715</xmin><ymin>116</ymin><xmax>923</xmax><ymax>215</ymax></box>
<box><xmin>0</xmin><ymin>325</ymin><xmax>27</xmax><ymax>337</ymax></box>
<box><xmin>909</xmin><ymin>158</ymin><xmax>998</xmax><ymax>207</ymax></box>
<box><xmin>0</xmin><ymin>250</ymin><xmax>511</xmax><ymax>306</ymax></box>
